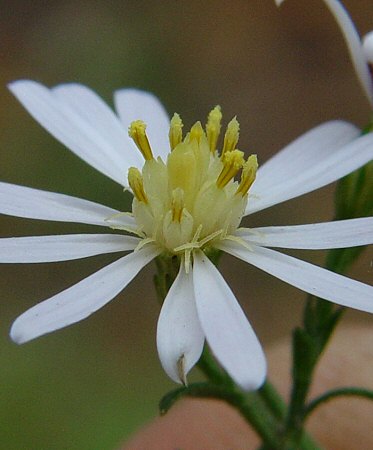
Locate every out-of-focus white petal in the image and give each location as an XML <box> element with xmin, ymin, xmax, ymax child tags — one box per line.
<box><xmin>245</xmin><ymin>131</ymin><xmax>373</xmax><ymax>215</ymax></box>
<box><xmin>0</xmin><ymin>234</ymin><xmax>139</xmax><ymax>263</ymax></box>
<box><xmin>8</xmin><ymin>80</ymin><xmax>140</xmax><ymax>186</ymax></box>
<box><xmin>363</xmin><ymin>31</ymin><xmax>373</xmax><ymax>64</ymax></box>
<box><xmin>157</xmin><ymin>262</ymin><xmax>205</xmax><ymax>384</ymax></box>
<box><xmin>238</xmin><ymin>217</ymin><xmax>373</xmax><ymax>249</ymax></box>
<box><xmin>0</xmin><ymin>182</ymin><xmax>135</xmax><ymax>228</ymax></box>
<box><xmin>192</xmin><ymin>251</ymin><xmax>266</xmax><ymax>391</ymax></box>
<box><xmin>275</xmin><ymin>0</ymin><xmax>373</xmax><ymax>106</ymax></box>
<box><xmin>114</xmin><ymin>88</ymin><xmax>170</xmax><ymax>160</ymax></box>
<box><xmin>10</xmin><ymin>244</ymin><xmax>160</xmax><ymax>344</ymax></box>
<box><xmin>322</xmin><ymin>0</ymin><xmax>373</xmax><ymax>106</ymax></box>
<box><xmin>220</xmin><ymin>241</ymin><xmax>373</xmax><ymax>314</ymax></box>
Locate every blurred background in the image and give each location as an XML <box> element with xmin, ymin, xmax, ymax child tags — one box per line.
<box><xmin>0</xmin><ymin>0</ymin><xmax>372</xmax><ymax>448</ymax></box>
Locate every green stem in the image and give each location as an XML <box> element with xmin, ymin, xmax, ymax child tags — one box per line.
<box><xmin>197</xmin><ymin>346</ymin><xmax>321</xmax><ymax>449</ymax></box>
<box><xmin>281</xmin><ymin>141</ymin><xmax>373</xmax><ymax>445</ymax></box>
<box><xmin>304</xmin><ymin>387</ymin><xmax>373</xmax><ymax>419</ymax></box>
<box><xmin>160</xmin><ymin>382</ymin><xmax>283</xmax><ymax>449</ymax></box>
<box><xmin>197</xmin><ymin>346</ymin><xmax>234</xmax><ymax>387</ymax></box>
<box><xmin>259</xmin><ymin>381</ymin><xmax>287</xmax><ymax>420</ymax></box>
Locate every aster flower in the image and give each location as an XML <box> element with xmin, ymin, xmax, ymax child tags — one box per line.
<box><xmin>275</xmin><ymin>0</ymin><xmax>373</xmax><ymax>107</ymax></box>
<box><xmin>2</xmin><ymin>81</ymin><xmax>373</xmax><ymax>391</ymax></box>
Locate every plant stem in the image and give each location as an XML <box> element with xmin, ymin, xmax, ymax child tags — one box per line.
<box><xmin>304</xmin><ymin>387</ymin><xmax>373</xmax><ymax>419</ymax></box>
<box><xmin>197</xmin><ymin>346</ymin><xmax>322</xmax><ymax>450</ymax></box>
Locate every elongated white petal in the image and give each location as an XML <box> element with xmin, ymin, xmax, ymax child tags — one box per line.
<box><xmin>238</xmin><ymin>217</ymin><xmax>373</xmax><ymax>250</ymax></box>
<box><xmin>114</xmin><ymin>89</ymin><xmax>170</xmax><ymax>160</ymax></box>
<box><xmin>193</xmin><ymin>251</ymin><xmax>266</xmax><ymax>391</ymax></box>
<box><xmin>9</xmin><ymin>80</ymin><xmax>140</xmax><ymax>186</ymax></box>
<box><xmin>10</xmin><ymin>245</ymin><xmax>160</xmax><ymax>344</ymax></box>
<box><xmin>0</xmin><ymin>234</ymin><xmax>139</xmax><ymax>263</ymax></box>
<box><xmin>52</xmin><ymin>83</ymin><xmax>142</xmax><ymax>167</ymax></box>
<box><xmin>220</xmin><ymin>242</ymin><xmax>373</xmax><ymax>314</ymax></box>
<box><xmin>246</xmin><ymin>131</ymin><xmax>373</xmax><ymax>215</ymax></box>
<box><xmin>0</xmin><ymin>182</ymin><xmax>135</xmax><ymax>228</ymax></box>
<box><xmin>275</xmin><ymin>0</ymin><xmax>373</xmax><ymax>106</ymax></box>
<box><xmin>249</xmin><ymin>121</ymin><xmax>358</xmax><ymax>194</ymax></box>
<box><xmin>157</xmin><ymin>263</ymin><xmax>205</xmax><ymax>384</ymax></box>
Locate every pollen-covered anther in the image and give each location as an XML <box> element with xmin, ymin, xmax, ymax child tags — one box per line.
<box><xmin>169</xmin><ymin>113</ymin><xmax>183</xmax><ymax>150</ymax></box>
<box><xmin>216</xmin><ymin>149</ymin><xmax>245</xmax><ymax>189</ymax></box>
<box><xmin>236</xmin><ymin>154</ymin><xmax>258</xmax><ymax>196</ymax></box>
<box><xmin>206</xmin><ymin>105</ymin><xmax>222</xmax><ymax>153</ymax></box>
<box><xmin>171</xmin><ymin>188</ymin><xmax>185</xmax><ymax>223</ymax></box>
<box><xmin>222</xmin><ymin>117</ymin><xmax>240</xmax><ymax>156</ymax></box>
<box><xmin>189</xmin><ymin>121</ymin><xmax>204</xmax><ymax>144</ymax></box>
<box><xmin>128</xmin><ymin>120</ymin><xmax>153</xmax><ymax>160</ymax></box>
<box><xmin>128</xmin><ymin>167</ymin><xmax>148</xmax><ymax>203</ymax></box>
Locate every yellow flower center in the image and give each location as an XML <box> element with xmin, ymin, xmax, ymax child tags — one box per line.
<box><xmin>127</xmin><ymin>107</ymin><xmax>258</xmax><ymax>263</ymax></box>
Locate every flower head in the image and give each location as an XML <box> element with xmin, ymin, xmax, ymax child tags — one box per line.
<box><xmin>3</xmin><ymin>81</ymin><xmax>373</xmax><ymax>390</ymax></box>
<box><xmin>126</xmin><ymin>107</ymin><xmax>256</xmax><ymax>271</ymax></box>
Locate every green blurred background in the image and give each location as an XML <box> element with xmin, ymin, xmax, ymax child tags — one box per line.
<box><xmin>0</xmin><ymin>1</ymin><xmax>372</xmax><ymax>448</ymax></box>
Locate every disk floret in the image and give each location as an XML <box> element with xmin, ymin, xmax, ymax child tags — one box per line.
<box><xmin>128</xmin><ymin>108</ymin><xmax>258</xmax><ymax>258</ymax></box>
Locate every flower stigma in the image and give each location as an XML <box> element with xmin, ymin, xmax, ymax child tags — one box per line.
<box><xmin>127</xmin><ymin>108</ymin><xmax>258</xmax><ymax>269</ymax></box>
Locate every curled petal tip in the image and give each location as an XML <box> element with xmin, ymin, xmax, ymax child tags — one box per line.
<box><xmin>363</xmin><ymin>31</ymin><xmax>373</xmax><ymax>64</ymax></box>
<box><xmin>177</xmin><ymin>354</ymin><xmax>188</xmax><ymax>386</ymax></box>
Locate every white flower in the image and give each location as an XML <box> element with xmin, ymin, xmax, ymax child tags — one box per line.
<box><xmin>275</xmin><ymin>0</ymin><xmax>373</xmax><ymax>107</ymax></box>
<box><xmin>3</xmin><ymin>81</ymin><xmax>373</xmax><ymax>391</ymax></box>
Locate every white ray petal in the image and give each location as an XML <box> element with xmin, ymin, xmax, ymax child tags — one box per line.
<box><xmin>193</xmin><ymin>251</ymin><xmax>266</xmax><ymax>391</ymax></box>
<box><xmin>10</xmin><ymin>245</ymin><xmax>160</xmax><ymax>344</ymax></box>
<box><xmin>238</xmin><ymin>217</ymin><xmax>373</xmax><ymax>249</ymax></box>
<box><xmin>52</xmin><ymin>83</ymin><xmax>142</xmax><ymax>167</ymax></box>
<box><xmin>157</xmin><ymin>262</ymin><xmax>205</xmax><ymax>384</ymax></box>
<box><xmin>0</xmin><ymin>234</ymin><xmax>139</xmax><ymax>263</ymax></box>
<box><xmin>0</xmin><ymin>182</ymin><xmax>135</xmax><ymax>228</ymax></box>
<box><xmin>220</xmin><ymin>242</ymin><xmax>373</xmax><ymax>314</ymax></box>
<box><xmin>114</xmin><ymin>88</ymin><xmax>170</xmax><ymax>160</ymax></box>
<box><xmin>9</xmin><ymin>80</ymin><xmax>139</xmax><ymax>186</ymax></box>
<box><xmin>246</xmin><ymin>131</ymin><xmax>373</xmax><ymax>215</ymax></box>
<box><xmin>275</xmin><ymin>0</ymin><xmax>373</xmax><ymax>106</ymax></box>
<box><xmin>250</xmin><ymin>121</ymin><xmax>358</xmax><ymax>193</ymax></box>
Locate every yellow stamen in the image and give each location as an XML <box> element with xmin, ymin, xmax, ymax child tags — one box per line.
<box><xmin>128</xmin><ymin>167</ymin><xmax>148</xmax><ymax>203</ymax></box>
<box><xmin>171</xmin><ymin>188</ymin><xmax>185</xmax><ymax>223</ymax></box>
<box><xmin>134</xmin><ymin>237</ymin><xmax>156</xmax><ymax>252</ymax></box>
<box><xmin>128</xmin><ymin>120</ymin><xmax>153</xmax><ymax>160</ymax></box>
<box><xmin>216</xmin><ymin>149</ymin><xmax>245</xmax><ymax>188</ymax></box>
<box><xmin>189</xmin><ymin>121</ymin><xmax>204</xmax><ymax>144</ymax></box>
<box><xmin>222</xmin><ymin>234</ymin><xmax>253</xmax><ymax>251</ymax></box>
<box><xmin>169</xmin><ymin>113</ymin><xmax>183</xmax><ymax>150</ymax></box>
<box><xmin>236</xmin><ymin>154</ymin><xmax>258</xmax><ymax>196</ymax></box>
<box><xmin>206</xmin><ymin>105</ymin><xmax>222</xmax><ymax>153</ymax></box>
<box><xmin>222</xmin><ymin>117</ymin><xmax>240</xmax><ymax>156</ymax></box>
